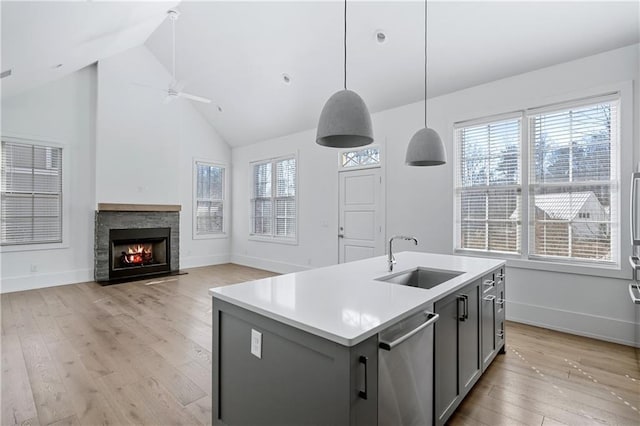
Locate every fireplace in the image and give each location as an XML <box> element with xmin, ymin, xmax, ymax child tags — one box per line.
<box><xmin>109</xmin><ymin>228</ymin><xmax>171</xmax><ymax>280</ymax></box>
<box><xmin>94</xmin><ymin>204</ymin><xmax>180</xmax><ymax>284</ymax></box>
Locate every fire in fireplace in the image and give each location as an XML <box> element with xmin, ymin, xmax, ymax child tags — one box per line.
<box><xmin>121</xmin><ymin>244</ymin><xmax>154</xmax><ymax>267</ymax></box>
<box><xmin>109</xmin><ymin>228</ymin><xmax>171</xmax><ymax>280</ymax></box>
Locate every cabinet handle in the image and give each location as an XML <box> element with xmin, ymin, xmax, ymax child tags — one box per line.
<box><xmin>457</xmin><ymin>295</ymin><xmax>469</xmax><ymax>321</ymax></box>
<box><xmin>358</xmin><ymin>356</ymin><xmax>368</xmax><ymax>400</ymax></box>
<box><xmin>497</xmin><ymin>298</ymin><xmax>505</xmax><ymax>306</ymax></box>
<box><xmin>496</xmin><ymin>273</ymin><xmax>505</xmax><ymax>279</ymax></box>
<box><xmin>497</xmin><ymin>330</ymin><xmax>505</xmax><ymax>338</ymax></box>
<box><xmin>483</xmin><ymin>295</ymin><xmax>496</xmax><ymax>301</ymax></box>
<box><xmin>483</xmin><ymin>279</ymin><xmax>495</xmax><ymax>287</ymax></box>
<box><xmin>629</xmin><ymin>283</ymin><xmax>640</xmax><ymax>304</ymax></box>
<box><xmin>464</xmin><ymin>295</ymin><xmax>469</xmax><ymax>320</ymax></box>
<box><xmin>457</xmin><ymin>296</ymin><xmax>466</xmax><ymax>321</ymax></box>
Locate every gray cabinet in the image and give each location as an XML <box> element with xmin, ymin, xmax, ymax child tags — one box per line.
<box><xmin>212</xmin><ymin>299</ymin><xmax>378</xmax><ymax>426</ymax></box>
<box><xmin>481</xmin><ymin>270</ymin><xmax>498</xmax><ymax>370</ymax></box>
<box><xmin>484</xmin><ymin>267</ymin><xmax>507</xmax><ymax>362</ymax></box>
<box><xmin>433</xmin><ymin>279</ymin><xmax>481</xmax><ymax>426</ymax></box>
<box><xmin>496</xmin><ymin>267</ymin><xmax>506</xmax><ymax>352</ymax></box>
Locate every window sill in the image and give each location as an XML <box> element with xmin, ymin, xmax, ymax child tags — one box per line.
<box><xmin>453</xmin><ymin>249</ymin><xmax>626</xmax><ymax>280</ymax></box>
<box><xmin>193</xmin><ymin>232</ymin><xmax>228</xmax><ymax>240</ymax></box>
<box><xmin>249</xmin><ymin>235</ymin><xmax>298</xmax><ymax>246</ymax></box>
<box><xmin>1</xmin><ymin>242</ymin><xmax>69</xmax><ymax>253</ymax></box>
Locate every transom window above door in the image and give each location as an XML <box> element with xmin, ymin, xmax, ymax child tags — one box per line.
<box><xmin>340</xmin><ymin>147</ymin><xmax>380</xmax><ymax>169</ymax></box>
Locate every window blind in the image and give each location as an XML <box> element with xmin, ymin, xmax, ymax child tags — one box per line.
<box><xmin>275</xmin><ymin>158</ymin><xmax>296</xmax><ymax>237</ymax></box>
<box><xmin>251</xmin><ymin>157</ymin><xmax>296</xmax><ymax>239</ymax></box>
<box><xmin>1</xmin><ymin>141</ymin><xmax>63</xmax><ymax>245</ymax></box>
<box><xmin>455</xmin><ymin>117</ymin><xmax>521</xmax><ymax>253</ymax></box>
<box><xmin>195</xmin><ymin>162</ymin><xmax>224</xmax><ymax>235</ymax></box>
<box><xmin>528</xmin><ymin>99</ymin><xmax>618</xmax><ymax>263</ymax></box>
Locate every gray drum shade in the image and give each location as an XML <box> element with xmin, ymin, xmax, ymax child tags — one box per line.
<box><xmin>405</xmin><ymin>127</ymin><xmax>446</xmax><ymax>166</ymax></box>
<box><xmin>316</xmin><ymin>89</ymin><xmax>374</xmax><ymax>148</ymax></box>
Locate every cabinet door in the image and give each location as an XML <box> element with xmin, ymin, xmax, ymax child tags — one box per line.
<box><xmin>458</xmin><ymin>280</ymin><xmax>481</xmax><ymax>394</ymax></box>
<box><xmin>481</xmin><ymin>288</ymin><xmax>496</xmax><ymax>371</ymax></box>
<box><xmin>496</xmin><ymin>279</ymin><xmax>506</xmax><ymax>350</ymax></box>
<box><xmin>434</xmin><ymin>292</ymin><xmax>461</xmax><ymax>425</ymax></box>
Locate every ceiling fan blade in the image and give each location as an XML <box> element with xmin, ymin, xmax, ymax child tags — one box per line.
<box><xmin>178</xmin><ymin>92</ymin><xmax>212</xmax><ymax>104</ymax></box>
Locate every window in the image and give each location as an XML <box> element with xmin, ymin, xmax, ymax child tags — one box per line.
<box><xmin>455</xmin><ymin>94</ymin><xmax>620</xmax><ymax>266</ymax></box>
<box><xmin>1</xmin><ymin>140</ymin><xmax>63</xmax><ymax>245</ymax></box>
<box><xmin>455</xmin><ymin>116</ymin><xmax>522</xmax><ymax>254</ymax></box>
<box><xmin>251</xmin><ymin>156</ymin><xmax>297</xmax><ymax>240</ymax></box>
<box><xmin>340</xmin><ymin>147</ymin><xmax>380</xmax><ymax>168</ymax></box>
<box><xmin>194</xmin><ymin>161</ymin><xmax>225</xmax><ymax>237</ymax></box>
<box><xmin>529</xmin><ymin>99</ymin><xmax>618</xmax><ymax>262</ymax></box>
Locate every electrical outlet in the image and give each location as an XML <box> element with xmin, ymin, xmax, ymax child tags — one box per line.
<box><xmin>251</xmin><ymin>329</ymin><xmax>262</xmax><ymax>359</ymax></box>
<box><xmin>30</xmin><ymin>264</ymin><xmax>38</xmax><ymax>273</ymax></box>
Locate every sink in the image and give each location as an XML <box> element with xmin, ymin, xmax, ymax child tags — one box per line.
<box><xmin>376</xmin><ymin>267</ymin><xmax>463</xmax><ymax>289</ymax></box>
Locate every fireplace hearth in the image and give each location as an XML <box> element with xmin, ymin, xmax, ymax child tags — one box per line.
<box><xmin>94</xmin><ymin>204</ymin><xmax>180</xmax><ymax>284</ymax></box>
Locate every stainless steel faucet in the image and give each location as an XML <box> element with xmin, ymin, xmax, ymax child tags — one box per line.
<box><xmin>388</xmin><ymin>235</ymin><xmax>418</xmax><ymax>272</ymax></box>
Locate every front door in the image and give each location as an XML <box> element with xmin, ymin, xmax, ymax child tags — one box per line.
<box><xmin>338</xmin><ymin>167</ymin><xmax>384</xmax><ymax>263</ymax></box>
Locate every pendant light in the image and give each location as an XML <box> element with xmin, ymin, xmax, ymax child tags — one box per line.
<box><xmin>316</xmin><ymin>0</ymin><xmax>373</xmax><ymax>148</ymax></box>
<box><xmin>405</xmin><ymin>0</ymin><xmax>446</xmax><ymax>166</ymax></box>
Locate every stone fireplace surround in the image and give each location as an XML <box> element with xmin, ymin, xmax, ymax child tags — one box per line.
<box><xmin>94</xmin><ymin>203</ymin><xmax>180</xmax><ymax>282</ymax></box>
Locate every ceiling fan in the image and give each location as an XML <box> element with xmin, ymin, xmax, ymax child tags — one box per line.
<box><xmin>138</xmin><ymin>9</ymin><xmax>211</xmax><ymax>104</ymax></box>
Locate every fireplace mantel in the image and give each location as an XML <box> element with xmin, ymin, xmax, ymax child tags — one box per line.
<box><xmin>97</xmin><ymin>203</ymin><xmax>181</xmax><ymax>212</ymax></box>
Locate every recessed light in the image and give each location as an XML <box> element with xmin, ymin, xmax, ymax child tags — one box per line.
<box><xmin>375</xmin><ymin>30</ymin><xmax>387</xmax><ymax>44</ymax></box>
<box><xmin>282</xmin><ymin>73</ymin><xmax>292</xmax><ymax>85</ymax></box>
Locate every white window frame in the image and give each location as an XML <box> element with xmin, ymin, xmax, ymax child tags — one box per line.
<box><xmin>192</xmin><ymin>159</ymin><xmax>228</xmax><ymax>240</ymax></box>
<box><xmin>453</xmin><ymin>84</ymin><xmax>632</xmax><ymax>279</ymax></box>
<box><xmin>1</xmin><ymin>135</ymin><xmax>70</xmax><ymax>252</ymax></box>
<box><xmin>525</xmin><ymin>94</ymin><xmax>620</xmax><ymax>266</ymax></box>
<box><xmin>249</xmin><ymin>153</ymin><xmax>298</xmax><ymax>245</ymax></box>
<box><xmin>454</xmin><ymin>112</ymin><xmax>523</xmax><ymax>256</ymax></box>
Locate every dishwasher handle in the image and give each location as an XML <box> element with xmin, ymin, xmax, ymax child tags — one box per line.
<box><xmin>379</xmin><ymin>312</ymin><xmax>439</xmax><ymax>351</ymax></box>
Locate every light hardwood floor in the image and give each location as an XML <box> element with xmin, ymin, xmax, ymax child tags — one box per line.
<box><xmin>1</xmin><ymin>264</ymin><xmax>638</xmax><ymax>426</ymax></box>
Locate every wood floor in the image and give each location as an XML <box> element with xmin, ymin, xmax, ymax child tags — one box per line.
<box><xmin>1</xmin><ymin>264</ymin><xmax>638</xmax><ymax>426</ymax></box>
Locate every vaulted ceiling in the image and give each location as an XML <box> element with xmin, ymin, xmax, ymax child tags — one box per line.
<box><xmin>2</xmin><ymin>1</ymin><xmax>639</xmax><ymax>147</ymax></box>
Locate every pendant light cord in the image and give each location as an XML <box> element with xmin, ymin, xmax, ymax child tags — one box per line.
<box><xmin>344</xmin><ymin>0</ymin><xmax>347</xmax><ymax>90</ymax></box>
<box><xmin>172</xmin><ymin>14</ymin><xmax>176</xmax><ymax>81</ymax></box>
<box><xmin>424</xmin><ymin>0</ymin><xmax>427</xmax><ymax>128</ymax></box>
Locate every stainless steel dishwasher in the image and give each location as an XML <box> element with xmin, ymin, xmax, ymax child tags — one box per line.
<box><xmin>378</xmin><ymin>304</ymin><xmax>439</xmax><ymax>426</ymax></box>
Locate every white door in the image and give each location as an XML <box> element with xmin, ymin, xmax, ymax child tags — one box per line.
<box><xmin>339</xmin><ymin>168</ymin><xmax>384</xmax><ymax>263</ymax></box>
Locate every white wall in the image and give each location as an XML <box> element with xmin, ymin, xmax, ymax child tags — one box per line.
<box><xmin>1</xmin><ymin>65</ymin><xmax>97</xmax><ymax>292</ymax></box>
<box><xmin>96</xmin><ymin>45</ymin><xmax>232</xmax><ymax>269</ymax></box>
<box><xmin>1</xmin><ymin>45</ymin><xmax>232</xmax><ymax>292</ymax></box>
<box><xmin>231</xmin><ymin>44</ymin><xmax>640</xmax><ymax>346</ymax></box>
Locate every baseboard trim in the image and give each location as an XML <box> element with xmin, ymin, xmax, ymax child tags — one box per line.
<box><xmin>1</xmin><ymin>269</ymin><xmax>93</xmax><ymax>294</ymax></box>
<box><xmin>507</xmin><ymin>300</ymin><xmax>639</xmax><ymax>348</ymax></box>
<box><xmin>180</xmin><ymin>253</ymin><xmax>231</xmax><ymax>269</ymax></box>
<box><xmin>230</xmin><ymin>254</ymin><xmax>310</xmax><ymax>274</ymax></box>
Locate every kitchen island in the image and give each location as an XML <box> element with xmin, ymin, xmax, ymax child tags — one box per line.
<box><xmin>210</xmin><ymin>251</ymin><xmax>506</xmax><ymax>425</ymax></box>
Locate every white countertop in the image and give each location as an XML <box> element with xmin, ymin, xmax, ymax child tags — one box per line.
<box><xmin>209</xmin><ymin>252</ymin><xmax>505</xmax><ymax>347</ymax></box>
